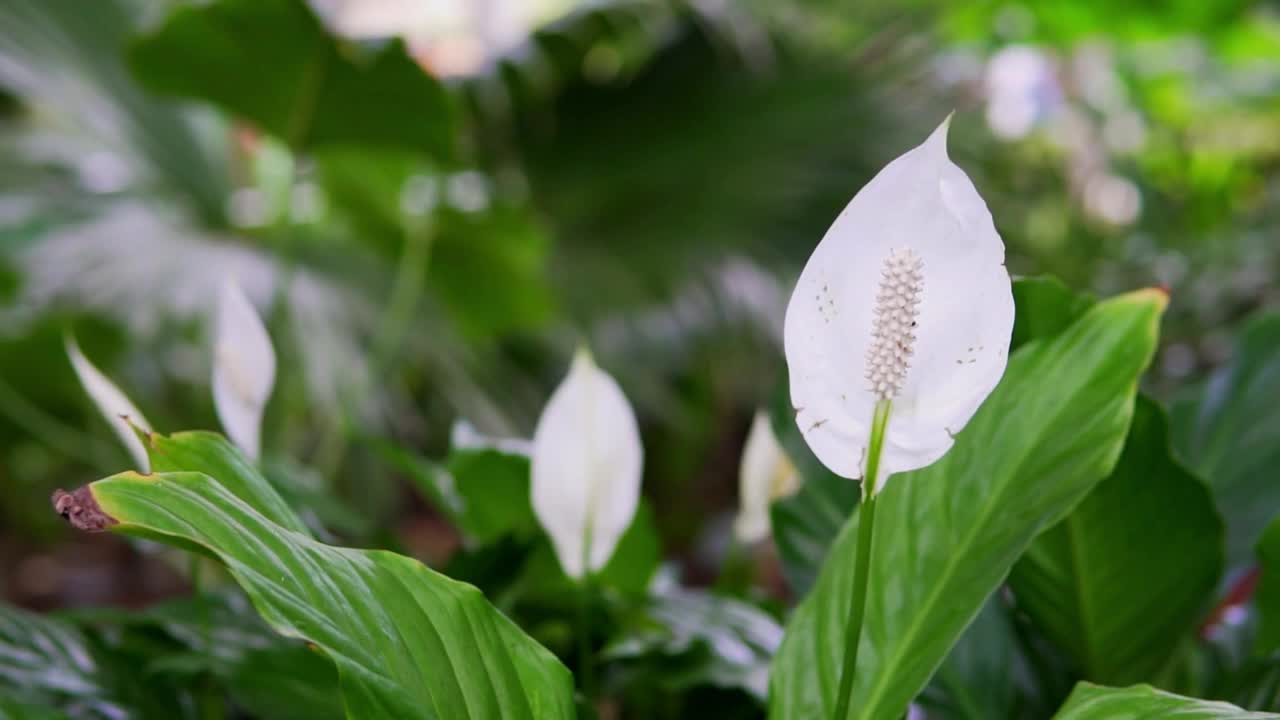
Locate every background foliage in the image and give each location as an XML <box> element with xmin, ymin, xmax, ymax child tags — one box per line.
<box><xmin>1</xmin><ymin>0</ymin><xmax>1279</xmax><ymax>718</ymax></box>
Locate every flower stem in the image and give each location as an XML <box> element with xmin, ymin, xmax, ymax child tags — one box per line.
<box><xmin>832</xmin><ymin>399</ymin><xmax>892</xmax><ymax>720</ymax></box>
<box><xmin>577</xmin><ymin>574</ymin><xmax>596</xmax><ymax>702</ymax></box>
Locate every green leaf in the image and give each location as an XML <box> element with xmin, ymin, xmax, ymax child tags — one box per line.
<box><xmin>73</xmin><ymin>471</ymin><xmax>575</xmax><ymax>719</ymax></box>
<box><xmin>1010</xmin><ymin>275</ymin><xmax>1096</xmax><ymax>351</ymax></box>
<box><xmin>918</xmin><ymin>598</ymin><xmax>1022</xmax><ymax>720</ymax></box>
<box><xmin>597</xmin><ymin>503</ymin><xmax>662</xmax><ymax>595</ymax></box>
<box><xmin>1171</xmin><ymin>313</ymin><xmax>1280</xmax><ymax>568</ymax></box>
<box><xmin>0</xmin><ymin>602</ymin><xmax>199</xmax><ymax>719</ymax></box>
<box><xmin>429</xmin><ymin>205</ymin><xmax>556</xmax><ymax>338</ymax></box>
<box><xmin>224</xmin><ymin>645</ymin><xmax>344</xmax><ymax>720</ymax></box>
<box><xmin>387</xmin><ymin>444</ymin><xmax>537</xmax><ymax>544</ymax></box>
<box><xmin>1253</xmin><ymin>517</ymin><xmax>1280</xmax><ymax>654</ymax></box>
<box><xmin>1051</xmin><ymin>683</ymin><xmax>1279</xmax><ymax>718</ymax></box>
<box><xmin>769</xmin><ymin>289</ymin><xmax>1166</xmax><ymax>720</ymax></box>
<box><xmin>128</xmin><ymin>0</ymin><xmax>452</xmax><ymax>156</ymax></box>
<box><xmin>1009</xmin><ymin>396</ymin><xmax>1223</xmax><ymax>684</ymax></box>
<box><xmin>0</xmin><ymin>605</ymin><xmax>128</xmax><ymax>717</ymax></box>
<box><xmin>606</xmin><ymin>585</ymin><xmax>780</xmax><ymax>701</ymax></box>
<box><xmin>518</xmin><ymin>503</ymin><xmax>661</xmax><ymax>599</ymax></box>
<box><xmin>144</xmin><ymin>430</ymin><xmax>312</xmax><ymax>538</ymax></box>
<box><xmin>59</xmin><ymin>591</ymin><xmax>342</xmax><ymax>720</ymax></box>
<box><xmin>317</xmin><ymin>148</ymin><xmax>556</xmax><ymax>336</ymax></box>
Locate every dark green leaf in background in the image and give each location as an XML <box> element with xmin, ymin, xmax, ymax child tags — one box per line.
<box><xmin>606</xmin><ymin>584</ymin><xmax>781</xmax><ymax>701</ymax></box>
<box><xmin>0</xmin><ymin>605</ymin><xmax>128</xmax><ymax>718</ymax></box>
<box><xmin>128</xmin><ymin>0</ymin><xmax>453</xmax><ymax>156</ymax></box>
<box><xmin>917</xmin><ymin>598</ymin><xmax>1023</xmax><ymax>720</ymax></box>
<box><xmin>1252</xmin><ymin>517</ymin><xmax>1280</xmax><ymax>654</ymax></box>
<box><xmin>1010</xmin><ymin>275</ymin><xmax>1096</xmax><ymax>351</ymax></box>
<box><xmin>1010</xmin><ymin>396</ymin><xmax>1223</xmax><ymax>685</ymax></box>
<box><xmin>769</xmin><ymin>289</ymin><xmax>1166</xmax><ymax>719</ymax></box>
<box><xmin>1172</xmin><ymin>313</ymin><xmax>1280</xmax><ymax>568</ymax></box>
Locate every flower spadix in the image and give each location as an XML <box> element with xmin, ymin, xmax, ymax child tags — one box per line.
<box><xmin>531</xmin><ymin>348</ymin><xmax>642</xmax><ymax>580</ymax></box>
<box><xmin>65</xmin><ymin>335</ymin><xmax>152</xmax><ymax>472</ymax></box>
<box><xmin>784</xmin><ymin>117</ymin><xmax>1014</xmax><ymax>495</ymax></box>
<box><xmin>734</xmin><ymin>411</ymin><xmax>800</xmax><ymax>544</ymax></box>
<box><xmin>212</xmin><ymin>279</ymin><xmax>276</xmax><ymax>460</ymax></box>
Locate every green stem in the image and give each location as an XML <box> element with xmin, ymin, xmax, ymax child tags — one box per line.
<box><xmin>832</xmin><ymin>399</ymin><xmax>892</xmax><ymax>720</ymax></box>
<box><xmin>577</xmin><ymin>574</ymin><xmax>596</xmax><ymax>703</ymax></box>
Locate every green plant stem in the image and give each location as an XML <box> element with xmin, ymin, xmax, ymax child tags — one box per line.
<box><xmin>578</xmin><ymin>574</ymin><xmax>596</xmax><ymax>703</ymax></box>
<box><xmin>832</xmin><ymin>399</ymin><xmax>892</xmax><ymax>720</ymax></box>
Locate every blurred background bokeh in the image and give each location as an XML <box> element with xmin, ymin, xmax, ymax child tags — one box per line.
<box><xmin>1</xmin><ymin>0</ymin><xmax>1277</xmax><ymax>616</ymax></box>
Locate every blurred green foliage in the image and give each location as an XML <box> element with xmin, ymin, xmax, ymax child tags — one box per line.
<box><xmin>1</xmin><ymin>0</ymin><xmax>1280</xmax><ymax>716</ymax></box>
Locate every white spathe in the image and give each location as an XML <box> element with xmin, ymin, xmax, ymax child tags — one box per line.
<box><xmin>65</xmin><ymin>336</ymin><xmax>152</xmax><ymax>472</ymax></box>
<box><xmin>734</xmin><ymin>411</ymin><xmax>800</xmax><ymax>543</ymax></box>
<box><xmin>531</xmin><ymin>349</ymin><xmax>643</xmax><ymax>580</ymax></box>
<box><xmin>784</xmin><ymin>117</ymin><xmax>1014</xmax><ymax>494</ymax></box>
<box><xmin>213</xmin><ymin>279</ymin><xmax>276</xmax><ymax>460</ymax></box>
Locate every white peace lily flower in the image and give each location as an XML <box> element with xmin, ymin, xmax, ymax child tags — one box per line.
<box><xmin>65</xmin><ymin>335</ymin><xmax>152</xmax><ymax>472</ymax></box>
<box><xmin>784</xmin><ymin>117</ymin><xmax>1015</xmax><ymax>495</ymax></box>
<box><xmin>734</xmin><ymin>410</ymin><xmax>800</xmax><ymax>544</ymax></box>
<box><xmin>213</xmin><ymin>279</ymin><xmax>276</xmax><ymax>461</ymax></box>
<box><xmin>531</xmin><ymin>348</ymin><xmax>643</xmax><ymax>580</ymax></box>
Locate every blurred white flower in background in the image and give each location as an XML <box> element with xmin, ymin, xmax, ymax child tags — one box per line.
<box><xmin>531</xmin><ymin>348</ymin><xmax>642</xmax><ymax>580</ymax></box>
<box><xmin>213</xmin><ymin>279</ymin><xmax>277</xmax><ymax>460</ymax></box>
<box><xmin>734</xmin><ymin>410</ymin><xmax>799</xmax><ymax>544</ymax></box>
<box><xmin>65</xmin><ymin>335</ymin><xmax>152</xmax><ymax>472</ymax></box>
<box><xmin>308</xmin><ymin>0</ymin><xmax>575</xmax><ymax>77</ymax></box>
<box><xmin>984</xmin><ymin>44</ymin><xmax>1059</xmax><ymax>140</ymax></box>
<box><xmin>784</xmin><ymin>118</ymin><xmax>1014</xmax><ymax>494</ymax></box>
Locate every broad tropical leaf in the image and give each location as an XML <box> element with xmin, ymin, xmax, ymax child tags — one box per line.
<box><xmin>1171</xmin><ymin>313</ymin><xmax>1280</xmax><ymax>568</ymax></box>
<box><xmin>917</xmin><ymin>598</ymin><xmax>1022</xmax><ymax>720</ymax></box>
<box><xmin>128</xmin><ymin>0</ymin><xmax>453</xmax><ymax>156</ymax></box>
<box><xmin>1009</xmin><ymin>396</ymin><xmax>1223</xmax><ymax>684</ymax></box>
<box><xmin>143</xmin><ymin>430</ymin><xmax>312</xmax><ymax>537</ymax></box>
<box><xmin>1051</xmin><ymin>683</ymin><xmax>1278</xmax><ymax>719</ymax></box>
<box><xmin>57</xmin><ymin>470</ymin><xmax>575</xmax><ymax>719</ymax></box>
<box><xmin>768</xmin><ymin>289</ymin><xmax>1165</xmax><ymax>719</ymax></box>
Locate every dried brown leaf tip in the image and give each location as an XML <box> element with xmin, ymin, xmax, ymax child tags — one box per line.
<box><xmin>52</xmin><ymin>486</ymin><xmax>117</xmax><ymax>532</ymax></box>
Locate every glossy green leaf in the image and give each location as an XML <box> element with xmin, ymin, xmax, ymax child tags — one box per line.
<box><xmin>1010</xmin><ymin>396</ymin><xmax>1223</xmax><ymax>684</ymax></box>
<box><xmin>144</xmin><ymin>430</ymin><xmax>312</xmax><ymax>537</ymax></box>
<box><xmin>1051</xmin><ymin>683</ymin><xmax>1278</xmax><ymax>719</ymax></box>
<box><xmin>1171</xmin><ymin>313</ymin><xmax>1280</xmax><ymax>567</ymax></box>
<box><xmin>71</xmin><ymin>471</ymin><xmax>575</xmax><ymax>719</ymax></box>
<box><xmin>769</xmin><ymin>289</ymin><xmax>1166</xmax><ymax>720</ymax></box>
<box><xmin>128</xmin><ymin>0</ymin><xmax>452</xmax><ymax>156</ymax></box>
